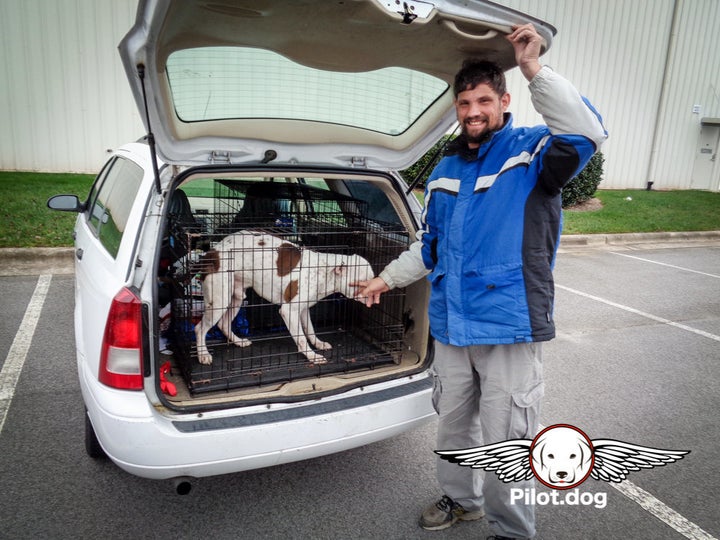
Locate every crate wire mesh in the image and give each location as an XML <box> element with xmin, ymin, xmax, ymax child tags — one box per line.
<box><xmin>166</xmin><ymin>179</ymin><xmax>410</xmax><ymax>394</ymax></box>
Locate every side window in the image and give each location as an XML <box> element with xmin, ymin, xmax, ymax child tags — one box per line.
<box><xmin>86</xmin><ymin>157</ymin><xmax>144</xmax><ymax>258</ymax></box>
<box><xmin>344</xmin><ymin>180</ymin><xmax>403</xmax><ymax>227</ymax></box>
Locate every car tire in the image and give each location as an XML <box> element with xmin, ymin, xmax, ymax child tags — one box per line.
<box><xmin>85</xmin><ymin>408</ymin><xmax>107</xmax><ymax>459</ymax></box>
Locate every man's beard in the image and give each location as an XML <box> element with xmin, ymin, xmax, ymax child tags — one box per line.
<box><xmin>461</xmin><ymin>117</ymin><xmax>496</xmax><ymax>146</ymax></box>
<box><xmin>461</xmin><ymin>112</ymin><xmax>507</xmax><ymax>146</ymax></box>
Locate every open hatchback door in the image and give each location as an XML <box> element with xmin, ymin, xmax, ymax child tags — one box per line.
<box><xmin>119</xmin><ymin>0</ymin><xmax>554</xmax><ymax>169</ymax></box>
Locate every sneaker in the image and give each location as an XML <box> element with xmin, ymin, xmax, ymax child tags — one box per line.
<box><xmin>419</xmin><ymin>495</ymin><xmax>485</xmax><ymax>531</ymax></box>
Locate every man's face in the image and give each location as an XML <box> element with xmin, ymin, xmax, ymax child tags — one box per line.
<box><xmin>454</xmin><ymin>83</ymin><xmax>510</xmax><ymax>148</ymax></box>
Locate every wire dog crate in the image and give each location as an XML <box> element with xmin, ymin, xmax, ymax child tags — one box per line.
<box><xmin>165</xmin><ymin>179</ymin><xmax>410</xmax><ymax>394</ymax></box>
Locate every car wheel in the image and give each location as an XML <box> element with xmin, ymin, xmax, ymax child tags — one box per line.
<box><xmin>85</xmin><ymin>408</ymin><xmax>107</xmax><ymax>459</ymax></box>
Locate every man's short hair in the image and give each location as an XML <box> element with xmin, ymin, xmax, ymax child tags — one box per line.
<box><xmin>453</xmin><ymin>59</ymin><xmax>507</xmax><ymax>97</ymax></box>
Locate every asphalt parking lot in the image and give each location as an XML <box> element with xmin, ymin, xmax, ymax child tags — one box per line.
<box><xmin>0</xmin><ymin>236</ymin><xmax>718</xmax><ymax>540</ymax></box>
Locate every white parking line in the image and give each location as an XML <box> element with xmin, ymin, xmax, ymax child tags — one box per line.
<box><xmin>556</xmin><ymin>284</ymin><xmax>720</xmax><ymax>343</ymax></box>
<box><xmin>612</xmin><ymin>480</ymin><xmax>718</xmax><ymax>540</ymax></box>
<box><xmin>552</xmin><ymin>285</ymin><xmax>719</xmax><ymax>538</ymax></box>
<box><xmin>611</xmin><ymin>252</ymin><xmax>720</xmax><ymax>279</ymax></box>
<box><xmin>0</xmin><ymin>274</ymin><xmax>52</xmax><ymax>434</ymax></box>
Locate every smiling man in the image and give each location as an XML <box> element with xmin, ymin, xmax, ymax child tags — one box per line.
<box><xmin>453</xmin><ymin>60</ymin><xmax>511</xmax><ymax>147</ymax></box>
<box><xmin>354</xmin><ymin>24</ymin><xmax>607</xmax><ymax>540</ymax></box>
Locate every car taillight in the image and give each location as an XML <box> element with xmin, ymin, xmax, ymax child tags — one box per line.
<box><xmin>99</xmin><ymin>287</ymin><xmax>144</xmax><ymax>390</ymax></box>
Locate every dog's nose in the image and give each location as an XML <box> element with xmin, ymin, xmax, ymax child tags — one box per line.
<box><xmin>556</xmin><ymin>471</ymin><xmax>568</xmax><ymax>479</ymax></box>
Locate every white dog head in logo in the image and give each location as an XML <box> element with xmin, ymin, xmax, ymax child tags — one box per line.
<box><xmin>530</xmin><ymin>425</ymin><xmax>594</xmax><ymax>489</ymax></box>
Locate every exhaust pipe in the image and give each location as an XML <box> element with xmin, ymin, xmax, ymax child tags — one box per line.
<box><xmin>172</xmin><ymin>476</ymin><xmax>195</xmax><ymax>495</ymax></box>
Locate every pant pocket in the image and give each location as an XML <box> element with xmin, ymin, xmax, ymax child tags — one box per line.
<box><xmin>430</xmin><ymin>368</ymin><xmax>442</xmax><ymax>415</ymax></box>
<box><xmin>508</xmin><ymin>381</ymin><xmax>544</xmax><ymax>439</ymax></box>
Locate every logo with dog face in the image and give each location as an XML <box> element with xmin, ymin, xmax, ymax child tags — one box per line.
<box><xmin>436</xmin><ymin>424</ymin><xmax>689</xmax><ymax>490</ymax></box>
<box><xmin>530</xmin><ymin>425</ymin><xmax>594</xmax><ymax>489</ymax></box>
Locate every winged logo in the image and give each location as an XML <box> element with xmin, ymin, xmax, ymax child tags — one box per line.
<box><xmin>436</xmin><ymin>424</ymin><xmax>689</xmax><ymax>490</ymax></box>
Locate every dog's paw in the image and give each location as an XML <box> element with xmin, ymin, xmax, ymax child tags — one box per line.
<box><xmin>231</xmin><ymin>337</ymin><xmax>252</xmax><ymax>348</ymax></box>
<box><xmin>197</xmin><ymin>352</ymin><xmax>213</xmax><ymax>365</ymax></box>
<box><xmin>313</xmin><ymin>340</ymin><xmax>332</xmax><ymax>351</ymax></box>
<box><xmin>305</xmin><ymin>351</ymin><xmax>328</xmax><ymax>364</ymax></box>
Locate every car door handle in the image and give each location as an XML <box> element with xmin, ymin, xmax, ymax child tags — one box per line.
<box><xmin>76</xmin><ymin>248</ymin><xmax>84</xmax><ymax>260</ymax></box>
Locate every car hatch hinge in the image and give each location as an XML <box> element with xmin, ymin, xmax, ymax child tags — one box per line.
<box><xmin>400</xmin><ymin>2</ymin><xmax>417</xmax><ymax>24</ymax></box>
<box><xmin>350</xmin><ymin>156</ymin><xmax>367</xmax><ymax>168</ymax></box>
<box><xmin>209</xmin><ymin>151</ymin><xmax>231</xmax><ymax>164</ymax></box>
<box><xmin>375</xmin><ymin>0</ymin><xmax>434</xmax><ymax>24</ymax></box>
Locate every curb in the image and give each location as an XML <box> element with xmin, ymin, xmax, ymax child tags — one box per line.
<box><xmin>0</xmin><ymin>247</ymin><xmax>75</xmax><ymax>277</ymax></box>
<box><xmin>558</xmin><ymin>230</ymin><xmax>720</xmax><ymax>248</ymax></box>
<box><xmin>1</xmin><ymin>231</ymin><xmax>719</xmax><ymax>276</ymax></box>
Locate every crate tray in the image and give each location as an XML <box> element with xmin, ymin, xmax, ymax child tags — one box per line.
<box><xmin>178</xmin><ymin>328</ymin><xmax>399</xmax><ymax>394</ymax></box>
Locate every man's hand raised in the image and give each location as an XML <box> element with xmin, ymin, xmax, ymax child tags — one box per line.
<box><xmin>506</xmin><ymin>24</ymin><xmax>543</xmax><ymax>81</ymax></box>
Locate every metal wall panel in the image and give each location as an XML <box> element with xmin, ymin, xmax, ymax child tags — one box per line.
<box><xmin>0</xmin><ymin>0</ymin><xmax>718</xmax><ymax>190</ymax></box>
<box><xmin>649</xmin><ymin>0</ymin><xmax>720</xmax><ymax>190</ymax></box>
<box><xmin>497</xmin><ymin>0</ymin><xmax>675</xmax><ymax>189</ymax></box>
<box><xmin>0</xmin><ymin>0</ymin><xmax>140</xmax><ymax>173</ymax></box>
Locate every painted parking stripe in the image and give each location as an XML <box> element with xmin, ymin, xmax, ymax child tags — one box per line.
<box><xmin>556</xmin><ymin>284</ymin><xmax>720</xmax><ymax>343</ymax></box>
<box><xmin>538</xmin><ymin>425</ymin><xmax>718</xmax><ymax>540</ymax></box>
<box><xmin>552</xmin><ymin>287</ymin><xmax>719</xmax><ymax>537</ymax></box>
<box><xmin>0</xmin><ymin>274</ymin><xmax>52</xmax><ymax>434</ymax></box>
<box><xmin>612</xmin><ymin>480</ymin><xmax>717</xmax><ymax>540</ymax></box>
<box><xmin>611</xmin><ymin>252</ymin><xmax>720</xmax><ymax>279</ymax></box>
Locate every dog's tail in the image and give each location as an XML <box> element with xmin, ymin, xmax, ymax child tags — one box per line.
<box><xmin>191</xmin><ymin>249</ymin><xmax>220</xmax><ymax>281</ymax></box>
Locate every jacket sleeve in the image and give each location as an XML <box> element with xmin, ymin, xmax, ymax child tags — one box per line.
<box><xmin>529</xmin><ymin>67</ymin><xmax>608</xmax><ymax>194</ymax></box>
<box><xmin>530</xmin><ymin>66</ymin><xmax>607</xmax><ymax>148</ymax></box>
<box><xmin>378</xmin><ymin>168</ymin><xmax>443</xmax><ymax>289</ymax></box>
<box><xmin>379</xmin><ymin>234</ymin><xmax>430</xmax><ymax>290</ymax></box>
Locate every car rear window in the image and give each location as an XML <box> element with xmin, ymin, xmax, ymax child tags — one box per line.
<box><xmin>165</xmin><ymin>46</ymin><xmax>448</xmax><ymax>135</ymax></box>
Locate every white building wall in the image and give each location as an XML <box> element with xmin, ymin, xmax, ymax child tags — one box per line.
<box><xmin>648</xmin><ymin>0</ymin><xmax>720</xmax><ymax>190</ymax></box>
<box><xmin>0</xmin><ymin>0</ymin><xmax>140</xmax><ymax>173</ymax></box>
<box><xmin>498</xmin><ymin>0</ymin><xmax>675</xmax><ymax>189</ymax></box>
<box><xmin>1</xmin><ymin>0</ymin><xmax>718</xmax><ymax>190</ymax></box>
<box><xmin>499</xmin><ymin>0</ymin><xmax>720</xmax><ymax>190</ymax></box>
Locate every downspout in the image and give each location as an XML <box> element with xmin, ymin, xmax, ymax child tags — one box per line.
<box><xmin>645</xmin><ymin>0</ymin><xmax>681</xmax><ymax>190</ymax></box>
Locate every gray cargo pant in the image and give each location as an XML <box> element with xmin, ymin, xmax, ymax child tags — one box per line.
<box><xmin>431</xmin><ymin>341</ymin><xmax>544</xmax><ymax>539</ymax></box>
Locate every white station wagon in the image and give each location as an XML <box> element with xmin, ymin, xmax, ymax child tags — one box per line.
<box><xmin>48</xmin><ymin>0</ymin><xmax>554</xmax><ymax>490</ymax></box>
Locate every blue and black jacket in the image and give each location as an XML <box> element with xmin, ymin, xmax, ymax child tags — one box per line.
<box><xmin>380</xmin><ymin>67</ymin><xmax>607</xmax><ymax>346</ymax></box>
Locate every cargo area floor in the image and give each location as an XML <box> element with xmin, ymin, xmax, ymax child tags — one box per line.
<box><xmin>176</xmin><ymin>328</ymin><xmax>398</xmax><ymax>394</ymax></box>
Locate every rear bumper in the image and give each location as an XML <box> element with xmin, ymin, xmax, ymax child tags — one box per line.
<box><xmin>79</xmin><ymin>362</ymin><xmax>434</xmax><ymax>480</ymax></box>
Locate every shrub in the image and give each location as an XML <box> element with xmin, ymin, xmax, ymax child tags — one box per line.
<box><xmin>400</xmin><ymin>135</ymin><xmax>454</xmax><ymax>190</ymax></box>
<box><xmin>562</xmin><ymin>151</ymin><xmax>605</xmax><ymax>208</ymax></box>
<box><xmin>401</xmin><ymin>138</ymin><xmax>605</xmax><ymax>208</ymax></box>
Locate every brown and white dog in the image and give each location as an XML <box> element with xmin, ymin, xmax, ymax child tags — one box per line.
<box><xmin>194</xmin><ymin>232</ymin><xmax>374</xmax><ymax>364</ymax></box>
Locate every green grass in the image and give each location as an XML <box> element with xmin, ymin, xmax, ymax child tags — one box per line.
<box><xmin>0</xmin><ymin>171</ymin><xmax>94</xmax><ymax>247</ymax></box>
<box><xmin>562</xmin><ymin>189</ymin><xmax>720</xmax><ymax>234</ymax></box>
<box><xmin>1</xmin><ymin>171</ymin><xmax>719</xmax><ymax>248</ymax></box>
